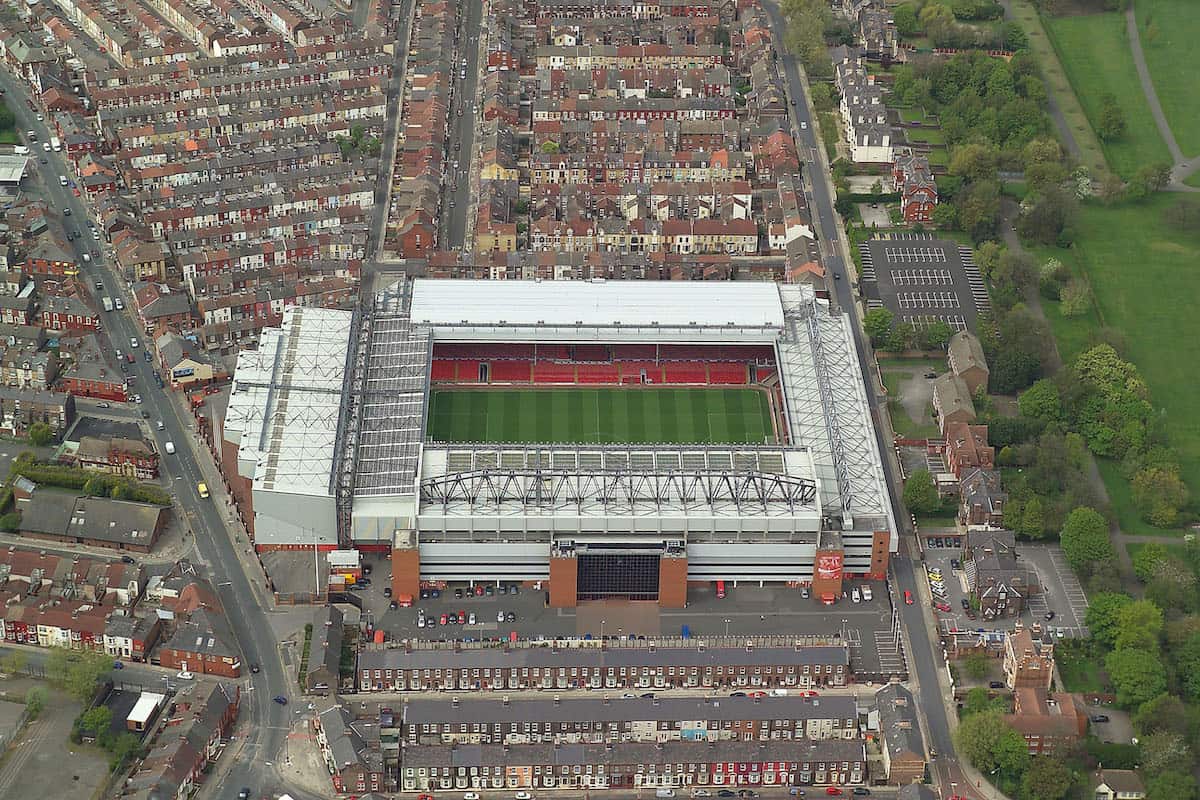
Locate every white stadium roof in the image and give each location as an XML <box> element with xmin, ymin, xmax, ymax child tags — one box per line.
<box><xmin>409</xmin><ymin>279</ymin><xmax>786</xmax><ymax>338</ymax></box>
<box><xmin>224</xmin><ymin>306</ymin><xmax>352</xmax><ymax>497</ymax></box>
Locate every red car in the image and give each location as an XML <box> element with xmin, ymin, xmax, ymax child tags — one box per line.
<box><xmin>439</xmin><ymin>613</ymin><xmax>448</xmax><ymax>625</ymax></box>
<box><xmin>935</xmin><ymin>602</ymin><xmax>952</xmax><ymax>612</ymax></box>
<box><xmin>475</xmin><ymin>585</ymin><xmax>485</xmax><ymax>597</ymax></box>
<box><xmin>904</xmin><ymin>590</ymin><xmax>913</xmax><ymax>605</ymax></box>
<box><xmin>457</xmin><ymin>610</ymin><xmax>466</xmax><ymax>624</ymax></box>
<box><xmin>825</xmin><ymin>789</ymin><xmax>843</xmax><ymax>797</ymax></box>
<box><xmin>802</xmin><ymin>690</ymin><xmax>819</xmax><ymax>698</ymax></box>
<box><xmin>748</xmin><ymin>690</ymin><xmax>767</xmax><ymax>698</ymax></box>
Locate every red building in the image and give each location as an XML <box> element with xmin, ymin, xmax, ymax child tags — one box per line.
<box><xmin>56</xmin><ymin>334</ymin><xmax>127</xmax><ymax>401</ymax></box>
<box><xmin>23</xmin><ymin>240</ymin><xmax>78</xmax><ymax>278</ymax></box>
<box><xmin>157</xmin><ymin>608</ymin><xmax>242</xmax><ymax>678</ymax></box>
<box><xmin>38</xmin><ymin>295</ymin><xmax>100</xmax><ymax>333</ymax></box>
<box><xmin>892</xmin><ymin>152</ymin><xmax>938</xmax><ymax>223</ymax></box>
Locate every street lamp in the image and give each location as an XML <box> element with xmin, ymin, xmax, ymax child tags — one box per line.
<box><xmin>724</xmin><ymin>618</ymin><xmax>732</xmax><ymax>637</ymax></box>
<box><xmin>600</xmin><ymin>619</ymin><xmax>606</xmax><ymax>640</ymax></box>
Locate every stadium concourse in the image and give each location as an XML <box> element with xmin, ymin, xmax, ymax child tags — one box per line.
<box><xmin>221</xmin><ymin>278</ymin><xmax>896</xmax><ymax>608</ymax></box>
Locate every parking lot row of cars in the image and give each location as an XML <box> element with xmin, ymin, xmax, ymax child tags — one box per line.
<box><xmin>417</xmin><ymin>608</ymin><xmax>518</xmax><ymax>628</ymax></box>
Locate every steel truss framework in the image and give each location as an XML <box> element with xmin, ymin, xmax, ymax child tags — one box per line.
<box><xmin>776</xmin><ymin>286</ymin><xmax>890</xmax><ymax>527</ymax></box>
<box><xmin>420</xmin><ymin>467</ymin><xmax>818</xmax><ymax>514</ymax></box>
<box><xmin>417</xmin><ymin>443</ymin><xmax>820</xmax><ymax>520</ymax></box>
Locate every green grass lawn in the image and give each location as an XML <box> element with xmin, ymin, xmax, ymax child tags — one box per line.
<box><xmin>898</xmin><ymin>107</ymin><xmax>932</xmax><ymax>124</ymax></box>
<box><xmin>926</xmin><ymin>146</ymin><xmax>948</xmax><ymax>167</ymax></box>
<box><xmin>1049</xmin><ymin>197</ymin><xmax>1200</xmax><ymax>533</ymax></box>
<box><xmin>1186</xmin><ymin>171</ymin><xmax>1200</xmax><ymax>189</ymax></box>
<box><xmin>427</xmin><ymin>388</ymin><xmax>775</xmax><ymax>445</ymax></box>
<box><xmin>1057</xmin><ymin>641</ymin><xmax>1110</xmax><ymax>694</ymax></box>
<box><xmin>1045</xmin><ymin>10</ymin><xmax>1171</xmax><ymax>178</ymax></box>
<box><xmin>1136</xmin><ymin>0</ymin><xmax>1200</xmax><ymax>158</ymax></box>
<box><xmin>906</xmin><ymin>128</ymin><xmax>945</xmax><ymax>145</ymax></box>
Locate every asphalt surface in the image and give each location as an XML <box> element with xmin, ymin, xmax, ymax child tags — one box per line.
<box><xmin>0</xmin><ymin>68</ymin><xmax>317</xmax><ymax>800</ymax></box>
<box><xmin>760</xmin><ymin>5</ymin><xmax>965</xmax><ymax>796</ymax></box>
<box><xmin>441</xmin><ymin>0</ymin><xmax>484</xmax><ymax>248</ymax></box>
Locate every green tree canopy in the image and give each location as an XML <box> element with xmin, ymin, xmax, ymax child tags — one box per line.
<box><xmin>1086</xmin><ymin>593</ymin><xmax>1135</xmax><ymax>648</ymax></box>
<box><xmin>79</xmin><ymin>705</ymin><xmax>113</xmax><ymax>735</ymax></box>
<box><xmin>1060</xmin><ymin>507</ymin><xmax>1115</xmax><ymax>572</ymax></box>
<box><xmin>1147</xmin><ymin>770</ymin><xmax>1197</xmax><ymax>800</ymax></box>
<box><xmin>1018</xmin><ymin>379</ymin><xmax>1062</xmax><ymax>422</ymax></box>
<box><xmin>24</xmin><ymin>686</ymin><xmax>47</xmax><ymax>719</ymax></box>
<box><xmin>46</xmin><ymin>648</ymin><xmax>114</xmax><ymax>703</ymax></box>
<box><xmin>864</xmin><ymin>308</ymin><xmax>894</xmax><ymax>346</ymax></box>
<box><xmin>1020</xmin><ymin>756</ymin><xmax>1074</xmax><ymax>800</ymax></box>
<box><xmin>1105</xmin><ymin>648</ymin><xmax>1167</xmax><ymax>709</ymax></box>
<box><xmin>955</xmin><ymin>709</ymin><xmax>1031</xmax><ymax>775</ymax></box>
<box><xmin>903</xmin><ymin>469</ymin><xmax>941</xmax><ymax>515</ymax></box>
<box><xmin>1115</xmin><ymin>599</ymin><xmax>1164</xmax><ymax>651</ymax></box>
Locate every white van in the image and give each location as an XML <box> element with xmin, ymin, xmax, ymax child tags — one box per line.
<box><xmin>82</xmin><ymin>253</ymin><xmax>91</xmax><ymax>263</ymax></box>
<box><xmin>164</xmin><ymin>441</ymin><xmax>175</xmax><ymax>455</ymax></box>
<box><xmin>656</xmin><ymin>791</ymin><xmax>676</xmax><ymax>799</ymax></box>
<box><xmin>58</xmin><ymin>175</ymin><xmax>67</xmax><ymax>186</ymax></box>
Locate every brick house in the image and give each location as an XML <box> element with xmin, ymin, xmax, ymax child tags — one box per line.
<box><xmin>38</xmin><ymin>294</ymin><xmax>100</xmax><ymax>333</ymax></box>
<box><xmin>158</xmin><ymin>607</ymin><xmax>242</xmax><ymax>678</ymax></box>
<box><xmin>1003</xmin><ymin>624</ymin><xmax>1055</xmax><ymax>690</ymax></box>
<box><xmin>931</xmin><ymin>373</ymin><xmax>976</xmax><ymax>432</ymax></box>
<box><xmin>876</xmin><ymin>682</ymin><xmax>925</xmax><ymax>785</ymax></box>
<box><xmin>944</xmin><ymin>422</ymin><xmax>994</xmax><ymax>478</ymax></box>
<box><xmin>959</xmin><ymin>468</ymin><xmax>1006</xmax><ymax>528</ymax></box>
<box><xmin>76</xmin><ymin>434</ymin><xmax>159</xmax><ymax>479</ymax></box>
<box><xmin>104</xmin><ymin>614</ymin><xmax>162</xmax><ymax>662</ymax></box>
<box><xmin>1007</xmin><ymin>689</ymin><xmax>1086</xmax><ymax>755</ymax></box>
<box><xmin>315</xmin><ymin>702</ymin><xmax>388</xmax><ymax>795</ymax></box>
<box><xmin>892</xmin><ymin>151</ymin><xmax>937</xmax><ymax>223</ymax></box>
<box><xmin>947</xmin><ymin>331</ymin><xmax>989</xmax><ymax>395</ymax></box>
<box><xmin>56</xmin><ymin>333</ymin><xmax>128</xmax><ymax>402</ymax></box>
<box><xmin>0</xmin><ymin>293</ymin><xmax>34</xmax><ymax>325</ymax></box>
<box><xmin>0</xmin><ymin>386</ymin><xmax>74</xmax><ymax>436</ymax></box>
<box><xmin>23</xmin><ymin>240</ymin><xmax>77</xmax><ymax>280</ymax></box>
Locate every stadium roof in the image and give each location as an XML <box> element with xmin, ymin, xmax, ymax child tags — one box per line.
<box><xmin>409</xmin><ymin>279</ymin><xmax>786</xmax><ymax>339</ymax></box>
<box><xmin>224</xmin><ymin>306</ymin><xmax>352</xmax><ymax>497</ymax></box>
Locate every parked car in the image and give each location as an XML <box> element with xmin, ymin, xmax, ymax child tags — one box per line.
<box><xmin>250</xmin><ymin>664</ymin><xmax>260</xmax><ymax>673</ymax></box>
<box><xmin>961</xmin><ymin>598</ymin><xmax>970</xmax><ymax>610</ymax></box>
<box><xmin>273</xmin><ymin>695</ymin><xmax>288</xmax><ymax>705</ymax></box>
<box><xmin>904</xmin><ymin>590</ymin><xmax>912</xmax><ymax>604</ymax></box>
<box><xmin>825</xmin><ymin>790</ymin><xmax>843</xmax><ymax>797</ymax></box>
<box><xmin>1092</xmin><ymin>714</ymin><xmax>1110</xmax><ymax>723</ymax></box>
<box><xmin>121</xmin><ymin>555</ymin><xmax>136</xmax><ymax>564</ymax></box>
<box><xmin>176</xmin><ymin>671</ymin><xmax>194</xmax><ymax>680</ymax></box>
<box><xmin>989</xmin><ymin>681</ymin><xmax>1005</xmax><ymax>689</ymax></box>
<box><xmin>717</xmin><ymin>792</ymin><xmax>737</xmax><ymax>798</ymax></box>
<box><xmin>852</xmin><ymin>790</ymin><xmax>871</xmax><ymax>796</ymax></box>
<box><xmin>112</xmin><ymin>660</ymin><xmax>124</xmax><ymax>670</ymax></box>
<box><xmin>1045</xmin><ymin>611</ymin><xmax>1056</xmax><ymax>621</ymax></box>
<box><xmin>515</xmin><ymin>792</ymin><xmax>533</xmax><ymax>800</ymax></box>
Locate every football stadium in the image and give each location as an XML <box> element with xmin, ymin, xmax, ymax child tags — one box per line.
<box><xmin>222</xmin><ymin>278</ymin><xmax>896</xmax><ymax>607</ymax></box>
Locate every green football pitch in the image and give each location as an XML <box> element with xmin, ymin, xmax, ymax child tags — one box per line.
<box><xmin>427</xmin><ymin>388</ymin><xmax>776</xmax><ymax>445</ymax></box>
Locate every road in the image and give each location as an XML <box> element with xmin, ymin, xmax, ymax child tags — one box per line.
<box><xmin>760</xmin><ymin>6</ymin><xmax>970</xmax><ymax>798</ymax></box>
<box><xmin>440</xmin><ymin>0</ymin><xmax>484</xmax><ymax>249</ymax></box>
<box><xmin>0</xmin><ymin>68</ymin><xmax>313</xmax><ymax>800</ymax></box>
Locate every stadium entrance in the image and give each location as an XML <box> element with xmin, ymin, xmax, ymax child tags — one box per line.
<box><xmin>577</xmin><ymin>546</ymin><xmax>662</xmax><ymax>601</ymax></box>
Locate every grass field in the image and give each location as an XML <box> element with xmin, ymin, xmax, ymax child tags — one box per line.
<box><xmin>905</xmin><ymin>128</ymin><xmax>945</xmax><ymax>145</ymax></box>
<box><xmin>1136</xmin><ymin>0</ymin><xmax>1200</xmax><ymax>158</ymax></box>
<box><xmin>1044</xmin><ymin>10</ymin><xmax>1171</xmax><ymax>177</ymax></box>
<box><xmin>1045</xmin><ymin>196</ymin><xmax>1200</xmax><ymax>534</ymax></box>
<box><xmin>427</xmin><ymin>388</ymin><xmax>775</xmax><ymax>445</ymax></box>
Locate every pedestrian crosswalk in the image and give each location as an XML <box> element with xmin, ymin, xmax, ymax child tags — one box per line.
<box><xmin>959</xmin><ymin>247</ymin><xmax>990</xmax><ymax>312</ymax></box>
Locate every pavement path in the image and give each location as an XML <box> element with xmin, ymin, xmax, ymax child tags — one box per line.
<box><xmin>1124</xmin><ymin>2</ymin><xmax>1200</xmax><ymax>190</ymax></box>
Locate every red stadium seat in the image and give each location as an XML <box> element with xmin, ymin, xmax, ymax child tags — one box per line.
<box><xmin>490</xmin><ymin>361</ymin><xmax>532</xmax><ymax>382</ymax></box>
<box><xmin>534</xmin><ymin>344</ymin><xmax>572</xmax><ymax>361</ymax></box>
<box><xmin>532</xmin><ymin>363</ymin><xmax>577</xmax><ymax>383</ymax></box>
<box><xmin>577</xmin><ymin>364</ymin><xmax>620</xmax><ymax>384</ymax></box>
<box><xmin>611</xmin><ymin>344</ymin><xmax>658</xmax><ymax>361</ymax></box>
<box><xmin>709</xmin><ymin>364</ymin><xmax>749</xmax><ymax>385</ymax></box>
<box><xmin>663</xmin><ymin>364</ymin><xmax>708</xmax><ymax>384</ymax></box>
<box><xmin>430</xmin><ymin>360</ymin><xmax>457</xmax><ymax>382</ymax></box>
<box><xmin>573</xmin><ymin>344</ymin><xmax>611</xmax><ymax>362</ymax></box>
<box><xmin>434</xmin><ymin>343</ymin><xmax>535</xmax><ymax>360</ymax></box>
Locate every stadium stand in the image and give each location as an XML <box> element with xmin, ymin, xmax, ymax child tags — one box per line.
<box><xmin>709</xmin><ymin>363</ymin><xmax>749</xmax><ymax>385</ymax></box>
<box><xmin>611</xmin><ymin>344</ymin><xmax>659</xmax><ymax>360</ymax></box>
<box><xmin>491</xmin><ymin>361</ymin><xmax>533</xmax><ymax>382</ymax></box>
<box><xmin>663</xmin><ymin>364</ymin><xmax>709</xmax><ymax>384</ymax></box>
<box><xmin>573</xmin><ymin>344</ymin><xmax>611</xmax><ymax>362</ymax></box>
<box><xmin>577</xmin><ymin>364</ymin><xmax>620</xmax><ymax>384</ymax></box>
<box><xmin>436</xmin><ymin>343</ymin><xmax>535</xmax><ymax>360</ymax></box>
<box><xmin>533</xmin><ymin>363</ymin><xmax>577</xmax><ymax>383</ymax></box>
<box><xmin>534</xmin><ymin>344</ymin><xmax>572</xmax><ymax>361</ymax></box>
<box><xmin>430</xmin><ymin>360</ymin><xmax>458</xmax><ymax>382</ymax></box>
<box><xmin>754</xmin><ymin>365</ymin><xmax>778</xmax><ymax>383</ymax></box>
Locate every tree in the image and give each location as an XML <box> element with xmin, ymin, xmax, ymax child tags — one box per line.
<box><xmin>1060</xmin><ymin>507</ymin><xmax>1115</xmax><ymax>572</ymax></box>
<box><xmin>1017</xmin><ymin>186</ymin><xmax>1078</xmax><ymax>246</ymax></box>
<box><xmin>1140</xmin><ymin>732</ymin><xmax>1195</xmax><ymax>776</ymax></box>
<box><xmin>1147</xmin><ymin>771</ymin><xmax>1198</xmax><ymax>800</ymax></box>
<box><xmin>46</xmin><ymin>648</ymin><xmax>114</xmax><ymax>703</ymax></box>
<box><xmin>1059</xmin><ymin>280</ymin><xmax>1092</xmax><ymax>317</ymax></box>
<box><xmin>955</xmin><ymin>709</ymin><xmax>1030</xmax><ymax>775</ymax></box>
<box><xmin>916</xmin><ymin>320</ymin><xmax>954</xmax><ymax>350</ymax></box>
<box><xmin>1018</xmin><ymin>379</ymin><xmax>1062</xmax><ymax>422</ymax></box>
<box><xmin>1097</xmin><ymin>171</ymin><xmax>1126</xmax><ymax>204</ymax></box>
<box><xmin>28</xmin><ymin>422</ymin><xmax>53</xmax><ymax>446</ymax></box>
<box><xmin>1020</xmin><ymin>495</ymin><xmax>1046</xmax><ymax>539</ymax></box>
<box><xmin>1131</xmin><ymin>465</ymin><xmax>1190</xmax><ymax>528</ymax></box>
<box><xmin>950</xmin><ymin>143</ymin><xmax>1000</xmax><ymax>182</ymax></box>
<box><xmin>24</xmin><ymin>686</ymin><xmax>47</xmax><ymax>719</ymax></box>
<box><xmin>1020</xmin><ymin>756</ymin><xmax>1074</xmax><ymax>800</ymax></box>
<box><xmin>79</xmin><ymin>705</ymin><xmax>113</xmax><ymax>736</ymax></box>
<box><xmin>864</xmin><ymin>308</ymin><xmax>894</xmax><ymax>346</ymax></box>
<box><xmin>903</xmin><ymin>470</ymin><xmax>941</xmax><ymax>515</ymax></box>
<box><xmin>894</xmin><ymin>3</ymin><xmax>920</xmax><ymax>36</ymax></box>
<box><xmin>539</xmin><ymin>140</ymin><xmax>559</xmax><ymax>154</ymax></box>
<box><xmin>931</xmin><ymin>202</ymin><xmax>960</xmax><ymax>229</ymax></box>
<box><xmin>1105</xmin><ymin>648</ymin><xmax>1167</xmax><ymax>709</ymax></box>
<box><xmin>1089</xmin><ymin>594</ymin><xmax>1132</xmax><ymax>652</ymax></box>
<box><xmin>1134</xmin><ymin>543</ymin><xmax>1170</xmax><ymax>582</ymax></box>
<box><xmin>0</xmin><ymin>650</ymin><xmax>27</xmax><ymax>675</ymax></box>
<box><xmin>1134</xmin><ymin>693</ymin><xmax>1194</xmax><ymax>738</ymax></box>
<box><xmin>975</xmin><ymin>241</ymin><xmax>1005</xmax><ymax>279</ymax></box>
<box><xmin>957</xmin><ymin>179</ymin><xmax>1002</xmax><ymax>241</ymax></box>
<box><xmin>1097</xmin><ymin>93</ymin><xmax>1128</xmax><ymax>141</ymax></box>
<box><xmin>963</xmin><ymin>650</ymin><xmax>990</xmax><ymax>680</ymax></box>
<box><xmin>109</xmin><ymin>732</ymin><xmax>144</xmax><ymax>770</ymax></box>
<box><xmin>809</xmin><ymin>82</ymin><xmax>837</xmax><ymax>113</ymax></box>
<box><xmin>1127</xmin><ymin>162</ymin><xmax>1172</xmax><ymax>199</ymax></box>
<box><xmin>962</xmin><ymin>686</ymin><xmax>1005</xmax><ymax>716</ymax></box>
<box><xmin>1115</xmin><ymin>599</ymin><xmax>1164</xmax><ymax>651</ymax></box>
